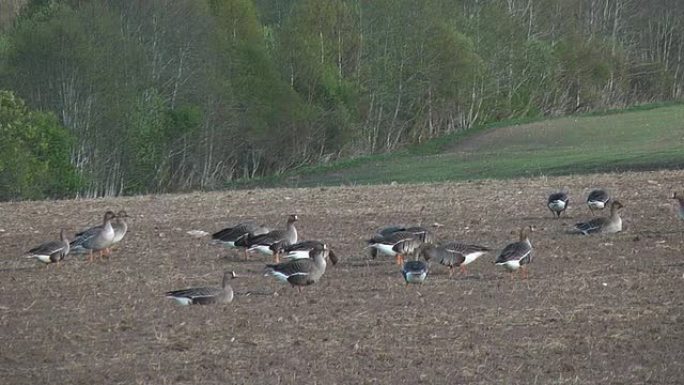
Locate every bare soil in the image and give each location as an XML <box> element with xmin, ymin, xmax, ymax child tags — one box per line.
<box><xmin>1</xmin><ymin>170</ymin><xmax>683</xmax><ymax>384</ymax></box>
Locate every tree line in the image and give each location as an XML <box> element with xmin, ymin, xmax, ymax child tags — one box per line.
<box><xmin>0</xmin><ymin>0</ymin><xmax>682</xmax><ymax>200</ymax></box>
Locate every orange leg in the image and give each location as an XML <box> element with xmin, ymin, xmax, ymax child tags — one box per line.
<box><xmin>395</xmin><ymin>254</ymin><xmax>404</xmax><ymax>266</ymax></box>
<box><xmin>460</xmin><ymin>264</ymin><xmax>467</xmax><ymax>275</ymax></box>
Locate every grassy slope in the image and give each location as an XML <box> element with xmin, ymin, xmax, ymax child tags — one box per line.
<box><xmin>238</xmin><ymin>104</ymin><xmax>684</xmax><ymax>188</ymax></box>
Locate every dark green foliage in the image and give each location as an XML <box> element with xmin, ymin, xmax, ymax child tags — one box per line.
<box><xmin>0</xmin><ymin>0</ymin><xmax>682</xmax><ymax>199</ymax></box>
<box><xmin>0</xmin><ymin>90</ymin><xmax>80</xmax><ymax>200</ymax></box>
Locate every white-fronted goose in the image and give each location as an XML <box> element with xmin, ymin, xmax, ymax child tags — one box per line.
<box><xmin>263</xmin><ymin>243</ymin><xmax>328</xmax><ymax>292</ymax></box>
<box><xmin>587</xmin><ymin>189</ymin><xmax>610</xmax><ymax>216</ymax></box>
<box><xmin>211</xmin><ymin>221</ymin><xmax>269</xmax><ymax>258</ymax></box>
<box><xmin>70</xmin><ymin>211</ymin><xmax>116</xmax><ymax>262</ymax></box>
<box><xmin>271</xmin><ymin>240</ymin><xmax>339</xmax><ymax>265</ymax></box>
<box><xmin>547</xmin><ymin>192</ymin><xmax>569</xmax><ymax>218</ymax></box>
<box><xmin>574</xmin><ymin>200</ymin><xmax>624</xmax><ymax>235</ymax></box>
<box><xmin>672</xmin><ymin>192</ymin><xmax>684</xmax><ymax>221</ymax></box>
<box><xmin>421</xmin><ymin>242</ymin><xmax>490</xmax><ymax>276</ymax></box>
<box><xmin>495</xmin><ymin>226</ymin><xmax>533</xmax><ymax>279</ymax></box>
<box><xmin>368</xmin><ymin>225</ymin><xmax>435</xmax><ymax>259</ymax></box>
<box><xmin>165</xmin><ymin>271</ymin><xmax>236</xmax><ymax>305</ymax></box>
<box><xmin>402</xmin><ymin>260</ymin><xmax>428</xmax><ymax>285</ymax></box>
<box><xmin>367</xmin><ymin>230</ymin><xmax>423</xmax><ymax>266</ymax></box>
<box><xmin>25</xmin><ymin>229</ymin><xmax>70</xmax><ymax>265</ymax></box>
<box><xmin>240</xmin><ymin>215</ymin><xmax>298</xmax><ymax>262</ymax></box>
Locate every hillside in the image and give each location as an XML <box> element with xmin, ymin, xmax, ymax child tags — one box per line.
<box><xmin>260</xmin><ymin>104</ymin><xmax>684</xmax><ymax>187</ymax></box>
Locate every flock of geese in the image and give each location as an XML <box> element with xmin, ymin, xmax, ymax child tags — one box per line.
<box><xmin>21</xmin><ymin>189</ymin><xmax>684</xmax><ymax>306</ymax></box>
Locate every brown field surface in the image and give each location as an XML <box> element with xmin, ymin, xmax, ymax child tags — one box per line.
<box><xmin>1</xmin><ymin>170</ymin><xmax>683</xmax><ymax>384</ymax></box>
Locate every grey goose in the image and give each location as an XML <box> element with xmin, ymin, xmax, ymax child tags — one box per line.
<box><xmin>420</xmin><ymin>242</ymin><xmax>490</xmax><ymax>276</ymax></box>
<box><xmin>70</xmin><ymin>211</ymin><xmax>116</xmax><ymax>262</ymax></box>
<box><xmin>25</xmin><ymin>229</ymin><xmax>70</xmax><ymax>265</ymax></box>
<box><xmin>165</xmin><ymin>271</ymin><xmax>237</xmax><ymax>305</ymax></box>
<box><xmin>211</xmin><ymin>221</ymin><xmax>270</xmax><ymax>258</ymax></box>
<box><xmin>547</xmin><ymin>192</ymin><xmax>569</xmax><ymax>218</ymax></box>
<box><xmin>586</xmin><ymin>189</ymin><xmax>610</xmax><ymax>216</ymax></box>
<box><xmin>271</xmin><ymin>240</ymin><xmax>339</xmax><ymax>265</ymax></box>
<box><xmin>574</xmin><ymin>200</ymin><xmax>624</xmax><ymax>235</ymax></box>
<box><xmin>237</xmin><ymin>214</ymin><xmax>298</xmax><ymax>262</ymax></box>
<box><xmin>495</xmin><ymin>226</ymin><xmax>533</xmax><ymax>279</ymax></box>
<box><xmin>264</xmin><ymin>243</ymin><xmax>328</xmax><ymax>292</ymax></box>
<box><xmin>367</xmin><ymin>230</ymin><xmax>424</xmax><ymax>266</ymax></box>
<box><xmin>401</xmin><ymin>260</ymin><xmax>428</xmax><ymax>285</ymax></box>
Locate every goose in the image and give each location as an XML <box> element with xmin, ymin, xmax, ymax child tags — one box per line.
<box><xmin>238</xmin><ymin>215</ymin><xmax>298</xmax><ymax>262</ymax></box>
<box><xmin>420</xmin><ymin>242</ymin><xmax>490</xmax><ymax>276</ymax></box>
<box><xmin>495</xmin><ymin>226</ymin><xmax>533</xmax><ymax>279</ymax></box>
<box><xmin>401</xmin><ymin>260</ymin><xmax>428</xmax><ymax>285</ymax></box>
<box><xmin>586</xmin><ymin>189</ymin><xmax>610</xmax><ymax>216</ymax></box>
<box><xmin>165</xmin><ymin>271</ymin><xmax>237</xmax><ymax>305</ymax></box>
<box><xmin>367</xmin><ymin>230</ymin><xmax>423</xmax><ymax>266</ymax></box>
<box><xmin>70</xmin><ymin>211</ymin><xmax>116</xmax><ymax>262</ymax></box>
<box><xmin>271</xmin><ymin>240</ymin><xmax>339</xmax><ymax>265</ymax></box>
<box><xmin>368</xmin><ymin>225</ymin><xmax>435</xmax><ymax>259</ymax></box>
<box><xmin>263</xmin><ymin>243</ymin><xmax>328</xmax><ymax>292</ymax></box>
<box><xmin>25</xmin><ymin>229</ymin><xmax>70</xmax><ymax>265</ymax></box>
<box><xmin>211</xmin><ymin>221</ymin><xmax>269</xmax><ymax>258</ymax></box>
<box><xmin>547</xmin><ymin>192</ymin><xmax>569</xmax><ymax>218</ymax></box>
<box><xmin>574</xmin><ymin>200</ymin><xmax>624</xmax><ymax>235</ymax></box>
<box><xmin>672</xmin><ymin>192</ymin><xmax>684</xmax><ymax>221</ymax></box>
<box><xmin>111</xmin><ymin>210</ymin><xmax>129</xmax><ymax>248</ymax></box>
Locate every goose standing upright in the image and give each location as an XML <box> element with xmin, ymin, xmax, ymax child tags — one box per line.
<box><xmin>165</xmin><ymin>271</ymin><xmax>237</xmax><ymax>305</ymax></box>
<box><xmin>495</xmin><ymin>226</ymin><xmax>533</xmax><ymax>280</ymax></box>
<box><xmin>421</xmin><ymin>242</ymin><xmax>490</xmax><ymax>276</ymax></box>
<box><xmin>70</xmin><ymin>211</ymin><xmax>116</xmax><ymax>262</ymax></box>
<box><xmin>211</xmin><ymin>221</ymin><xmax>270</xmax><ymax>258</ymax></box>
<box><xmin>264</xmin><ymin>243</ymin><xmax>328</xmax><ymax>292</ymax></box>
<box><xmin>25</xmin><ymin>229</ymin><xmax>70</xmax><ymax>266</ymax></box>
<box><xmin>239</xmin><ymin>215</ymin><xmax>298</xmax><ymax>262</ymax></box>
<box><xmin>574</xmin><ymin>200</ymin><xmax>624</xmax><ymax>235</ymax></box>
<box><xmin>547</xmin><ymin>192</ymin><xmax>569</xmax><ymax>218</ymax></box>
<box><xmin>586</xmin><ymin>189</ymin><xmax>610</xmax><ymax>216</ymax></box>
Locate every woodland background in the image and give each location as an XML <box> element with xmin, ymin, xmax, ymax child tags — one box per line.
<box><xmin>0</xmin><ymin>0</ymin><xmax>683</xmax><ymax>199</ymax></box>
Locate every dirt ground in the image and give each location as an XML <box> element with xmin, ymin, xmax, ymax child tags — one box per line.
<box><xmin>1</xmin><ymin>170</ymin><xmax>683</xmax><ymax>384</ymax></box>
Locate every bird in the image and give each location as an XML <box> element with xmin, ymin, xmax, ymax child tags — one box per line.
<box><xmin>574</xmin><ymin>200</ymin><xmax>624</xmax><ymax>235</ymax></box>
<box><xmin>263</xmin><ymin>243</ymin><xmax>328</xmax><ymax>292</ymax></box>
<box><xmin>547</xmin><ymin>192</ymin><xmax>569</xmax><ymax>218</ymax></box>
<box><xmin>110</xmin><ymin>210</ymin><xmax>129</xmax><ymax>250</ymax></box>
<box><xmin>25</xmin><ymin>229</ymin><xmax>70</xmax><ymax>266</ymax></box>
<box><xmin>367</xmin><ymin>225</ymin><xmax>434</xmax><ymax>259</ymax></box>
<box><xmin>238</xmin><ymin>214</ymin><xmax>298</xmax><ymax>262</ymax></box>
<box><xmin>271</xmin><ymin>240</ymin><xmax>339</xmax><ymax>265</ymax></box>
<box><xmin>586</xmin><ymin>189</ymin><xmax>610</xmax><ymax>216</ymax></box>
<box><xmin>367</xmin><ymin>230</ymin><xmax>423</xmax><ymax>266</ymax></box>
<box><xmin>401</xmin><ymin>260</ymin><xmax>428</xmax><ymax>285</ymax></box>
<box><xmin>672</xmin><ymin>192</ymin><xmax>684</xmax><ymax>221</ymax></box>
<box><xmin>495</xmin><ymin>226</ymin><xmax>533</xmax><ymax>280</ymax></box>
<box><xmin>69</xmin><ymin>211</ymin><xmax>116</xmax><ymax>262</ymax></box>
<box><xmin>165</xmin><ymin>271</ymin><xmax>237</xmax><ymax>305</ymax></box>
<box><xmin>211</xmin><ymin>221</ymin><xmax>269</xmax><ymax>259</ymax></box>
<box><xmin>420</xmin><ymin>242</ymin><xmax>490</xmax><ymax>276</ymax></box>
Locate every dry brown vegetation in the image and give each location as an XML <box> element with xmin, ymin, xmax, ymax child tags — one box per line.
<box><xmin>1</xmin><ymin>170</ymin><xmax>683</xmax><ymax>384</ymax></box>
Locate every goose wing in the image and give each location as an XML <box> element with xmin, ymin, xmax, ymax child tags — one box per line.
<box><xmin>29</xmin><ymin>240</ymin><xmax>67</xmax><ymax>256</ymax></box>
<box><xmin>575</xmin><ymin>217</ymin><xmax>609</xmax><ymax>234</ymax></box>
<box><xmin>495</xmin><ymin>241</ymin><xmax>532</xmax><ymax>264</ymax></box>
